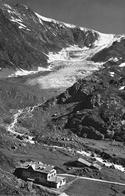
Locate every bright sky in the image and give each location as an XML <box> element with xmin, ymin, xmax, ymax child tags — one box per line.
<box><xmin>24</xmin><ymin>0</ymin><xmax>125</xmax><ymax>34</ymax></box>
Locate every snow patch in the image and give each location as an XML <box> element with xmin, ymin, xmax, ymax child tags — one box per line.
<box><xmin>115</xmin><ymin>35</ymin><xmax>125</xmax><ymax>42</ymax></box>
<box><xmin>8</xmin><ymin>67</ymin><xmax>51</xmax><ymax>77</ymax></box>
<box><xmin>80</xmin><ymin>27</ymin><xmax>88</xmax><ymax>31</ymax></box>
<box><xmin>94</xmin><ymin>33</ymin><xmax>114</xmax><ymax>48</ymax></box>
<box><xmin>18</xmin><ymin>25</ymin><xmax>26</xmax><ymax>29</ymax></box>
<box><xmin>119</xmin><ymin>86</ymin><xmax>125</xmax><ymax>90</ymax></box>
<box><xmin>10</xmin><ymin>17</ymin><xmax>30</xmax><ymax>30</ymax></box>
<box><xmin>35</xmin><ymin>12</ymin><xmax>56</xmax><ymax>24</ymax></box>
<box><xmin>7</xmin><ymin>7</ymin><xmax>22</xmax><ymax>20</ymax></box>
<box><xmin>4</xmin><ymin>4</ymin><xmax>12</xmax><ymax>9</ymax></box>
<box><xmin>63</xmin><ymin>22</ymin><xmax>76</xmax><ymax>28</ymax></box>
<box><xmin>108</xmin><ymin>57</ymin><xmax>119</xmax><ymax>62</ymax></box>
<box><xmin>119</xmin><ymin>62</ymin><xmax>125</xmax><ymax>67</ymax></box>
<box><xmin>11</xmin><ymin>18</ymin><xmax>22</xmax><ymax>23</ymax></box>
<box><xmin>109</xmin><ymin>72</ymin><xmax>115</xmax><ymax>77</ymax></box>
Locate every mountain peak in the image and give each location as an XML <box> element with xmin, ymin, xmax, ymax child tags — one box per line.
<box><xmin>0</xmin><ymin>0</ymin><xmax>124</xmax><ymax>82</ymax></box>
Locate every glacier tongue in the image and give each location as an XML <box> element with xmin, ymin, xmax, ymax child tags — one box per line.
<box><xmin>27</xmin><ymin>32</ymin><xmax>119</xmax><ymax>90</ymax></box>
<box><xmin>47</xmin><ymin>32</ymin><xmax>115</xmax><ymax>64</ymax></box>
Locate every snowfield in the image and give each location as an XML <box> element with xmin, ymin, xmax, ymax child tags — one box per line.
<box><xmin>119</xmin><ymin>62</ymin><xmax>125</xmax><ymax>67</ymax></box>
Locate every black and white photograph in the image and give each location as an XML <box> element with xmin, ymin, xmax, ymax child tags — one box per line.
<box><xmin>0</xmin><ymin>0</ymin><xmax>125</xmax><ymax>195</ymax></box>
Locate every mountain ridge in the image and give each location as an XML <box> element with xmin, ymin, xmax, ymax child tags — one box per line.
<box><xmin>0</xmin><ymin>0</ymin><xmax>121</xmax><ymax>74</ymax></box>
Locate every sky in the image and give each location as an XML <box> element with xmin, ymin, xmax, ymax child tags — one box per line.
<box><xmin>23</xmin><ymin>0</ymin><xmax>125</xmax><ymax>34</ymax></box>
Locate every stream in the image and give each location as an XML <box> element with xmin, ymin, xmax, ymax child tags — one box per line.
<box><xmin>7</xmin><ymin>109</ymin><xmax>35</xmax><ymax>144</ymax></box>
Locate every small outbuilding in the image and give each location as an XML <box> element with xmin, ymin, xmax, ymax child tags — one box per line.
<box><xmin>92</xmin><ymin>162</ymin><xmax>102</xmax><ymax>170</ymax></box>
<box><xmin>77</xmin><ymin>158</ymin><xmax>101</xmax><ymax>170</ymax></box>
<box><xmin>77</xmin><ymin>158</ymin><xmax>91</xmax><ymax>167</ymax></box>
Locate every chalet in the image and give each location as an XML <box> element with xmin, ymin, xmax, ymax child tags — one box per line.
<box><xmin>14</xmin><ymin>161</ymin><xmax>66</xmax><ymax>189</ymax></box>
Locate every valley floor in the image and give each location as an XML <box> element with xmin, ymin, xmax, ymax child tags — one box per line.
<box><xmin>65</xmin><ymin>178</ymin><xmax>125</xmax><ymax>196</ymax></box>
<box><xmin>0</xmin><ymin>131</ymin><xmax>125</xmax><ymax>195</ymax></box>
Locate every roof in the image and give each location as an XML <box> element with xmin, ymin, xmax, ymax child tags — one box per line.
<box><xmin>92</xmin><ymin>163</ymin><xmax>102</xmax><ymax>170</ymax></box>
<box><xmin>78</xmin><ymin>158</ymin><xmax>91</xmax><ymax>167</ymax></box>
<box><xmin>40</xmin><ymin>166</ymin><xmax>55</xmax><ymax>174</ymax></box>
<box><xmin>20</xmin><ymin>161</ymin><xmax>54</xmax><ymax>173</ymax></box>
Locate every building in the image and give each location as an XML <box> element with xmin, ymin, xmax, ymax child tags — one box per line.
<box><xmin>77</xmin><ymin>158</ymin><xmax>101</xmax><ymax>170</ymax></box>
<box><xmin>14</xmin><ymin>161</ymin><xmax>66</xmax><ymax>189</ymax></box>
<box><xmin>47</xmin><ymin>176</ymin><xmax>66</xmax><ymax>189</ymax></box>
<box><xmin>92</xmin><ymin>162</ymin><xmax>102</xmax><ymax>170</ymax></box>
<box><xmin>77</xmin><ymin>158</ymin><xmax>91</xmax><ymax>167</ymax></box>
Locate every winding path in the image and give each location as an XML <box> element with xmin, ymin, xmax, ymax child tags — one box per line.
<box><xmin>7</xmin><ymin>109</ymin><xmax>34</xmax><ymax>144</ymax></box>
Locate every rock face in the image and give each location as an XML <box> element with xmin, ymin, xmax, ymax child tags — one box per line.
<box><xmin>54</xmin><ymin>61</ymin><xmax>125</xmax><ymax>141</ymax></box>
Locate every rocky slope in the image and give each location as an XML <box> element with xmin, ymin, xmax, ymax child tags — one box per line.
<box><xmin>15</xmin><ymin>59</ymin><xmax>125</xmax><ymax>143</ymax></box>
<box><xmin>56</xmin><ymin>63</ymin><xmax>125</xmax><ymax>142</ymax></box>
